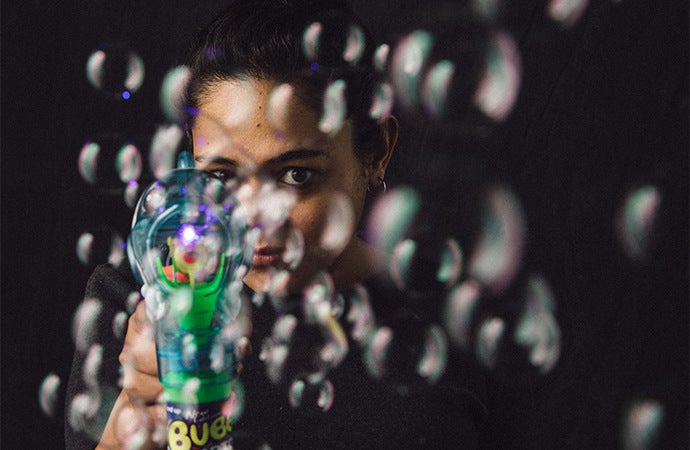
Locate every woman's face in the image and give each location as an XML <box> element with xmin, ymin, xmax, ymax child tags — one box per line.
<box><xmin>192</xmin><ymin>78</ymin><xmax>378</xmax><ymax>293</ymax></box>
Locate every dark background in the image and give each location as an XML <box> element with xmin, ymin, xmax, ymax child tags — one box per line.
<box><xmin>2</xmin><ymin>1</ymin><xmax>687</xmax><ymax>448</ymax></box>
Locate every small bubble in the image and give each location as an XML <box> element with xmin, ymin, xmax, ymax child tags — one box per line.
<box><xmin>115</xmin><ymin>143</ymin><xmax>143</xmax><ymax>183</ymax></box>
<box><xmin>547</xmin><ymin>0</ymin><xmax>590</xmax><ymax>28</ymax></box>
<box><xmin>76</xmin><ymin>228</ymin><xmax>125</xmax><ymax>267</ymax></box>
<box><xmin>319</xmin><ymin>79</ymin><xmax>347</xmax><ymax>136</ymax></box>
<box><xmin>366</xmin><ymin>187</ymin><xmax>421</xmax><ymax>256</ymax></box>
<box><xmin>616</xmin><ymin>184</ymin><xmax>662</xmax><ymax>263</ymax></box>
<box><xmin>474</xmin><ymin>31</ymin><xmax>522</xmax><ymax>122</ymax></box>
<box><xmin>373</xmin><ymin>44</ymin><xmax>391</xmax><ymax>72</ymax></box>
<box><xmin>150</xmin><ymin>124</ymin><xmax>184</xmax><ymax>180</ymax></box>
<box><xmin>444</xmin><ymin>280</ymin><xmax>483</xmax><ymax>350</ymax></box>
<box><xmin>267</xmin><ymin>83</ymin><xmax>294</xmax><ymax>133</ymax></box>
<box><xmin>319</xmin><ymin>192</ymin><xmax>354</xmax><ymax>254</ymax></box>
<box><xmin>345</xmin><ymin>284</ymin><xmax>376</xmax><ymax>346</ymax></box>
<box><xmin>621</xmin><ymin>399</ymin><xmax>665</xmax><ymax>450</ymax></box>
<box><xmin>39</xmin><ymin>373</ymin><xmax>62</xmax><ymax>418</ymax></box>
<box><xmin>112</xmin><ymin>311</ymin><xmax>128</xmax><ymax>340</ymax></box>
<box><xmin>72</xmin><ymin>298</ymin><xmax>103</xmax><ymax>353</ymax></box>
<box><xmin>421</xmin><ymin>59</ymin><xmax>455</xmax><ymax>117</ymax></box>
<box><xmin>124</xmin><ymin>180</ymin><xmax>141</xmax><ymax>209</ymax></box>
<box><xmin>160</xmin><ymin>65</ymin><xmax>191</xmax><ymax>123</ymax></box>
<box><xmin>471</xmin><ymin>0</ymin><xmax>504</xmax><ymax>21</ymax></box>
<box><xmin>85</xmin><ymin>43</ymin><xmax>145</xmax><ymax>100</ymax></box>
<box><xmin>343</xmin><ymin>25</ymin><xmax>365</xmax><ymax>64</ymax></box>
<box><xmin>475</xmin><ymin>316</ymin><xmax>506</xmax><ymax>369</ymax></box>
<box><xmin>302</xmin><ymin>22</ymin><xmax>323</xmax><ymax>61</ymax></box>
<box><xmin>369</xmin><ymin>82</ymin><xmax>395</xmax><ymax>122</ymax></box>
<box><xmin>78</xmin><ymin>141</ymin><xmax>100</xmax><ymax>185</ymax></box>
<box><xmin>222</xmin><ymin>380</ymin><xmax>246</xmax><ymax>423</ymax></box>
<box><xmin>288</xmin><ymin>377</ymin><xmax>335</xmax><ymax>413</ymax></box>
<box><xmin>390</xmin><ymin>30</ymin><xmax>434</xmax><ymax>109</ymax></box>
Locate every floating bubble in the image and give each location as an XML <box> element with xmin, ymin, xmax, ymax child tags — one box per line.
<box><xmin>369</xmin><ymin>82</ymin><xmax>395</xmax><ymax>122</ymax></box>
<box><xmin>547</xmin><ymin>0</ymin><xmax>590</xmax><ymax>28</ymax></box>
<box><xmin>345</xmin><ymin>284</ymin><xmax>376</xmax><ymax>346</ymax></box>
<box><xmin>39</xmin><ymin>373</ymin><xmax>62</xmax><ymax>418</ymax></box>
<box><xmin>112</xmin><ymin>310</ymin><xmax>128</xmax><ymax>340</ymax></box>
<box><xmin>366</xmin><ymin>187</ymin><xmax>421</xmax><ymax>256</ymax></box>
<box><xmin>621</xmin><ymin>399</ymin><xmax>665</xmax><ymax>450</ymax></box>
<box><xmin>260</xmin><ymin>314</ymin><xmax>298</xmax><ymax>385</ymax></box>
<box><xmin>342</xmin><ymin>24</ymin><xmax>365</xmax><ymax>64</ymax></box>
<box><xmin>474</xmin><ymin>316</ymin><xmax>506</xmax><ymax>369</ymax></box>
<box><xmin>83</xmin><ymin>344</ymin><xmax>104</xmax><ymax>389</ymax></box>
<box><xmin>76</xmin><ymin>228</ymin><xmax>125</xmax><ymax>267</ymax></box>
<box><xmin>78</xmin><ymin>141</ymin><xmax>100</xmax><ymax>185</ymax></box>
<box><xmin>267</xmin><ymin>83</ymin><xmax>295</xmax><ymax>133</ymax></box>
<box><xmin>616</xmin><ymin>185</ymin><xmax>661</xmax><ymax>263</ymax></box>
<box><xmin>364</xmin><ymin>318</ymin><xmax>448</xmax><ymax>391</ymax></box>
<box><xmin>421</xmin><ymin>59</ymin><xmax>455</xmax><ymax>117</ymax></box>
<box><xmin>85</xmin><ymin>42</ymin><xmax>145</xmax><ymax>100</ymax></box>
<box><xmin>513</xmin><ymin>275</ymin><xmax>561</xmax><ymax>374</ymax></box>
<box><xmin>116</xmin><ymin>143</ymin><xmax>143</xmax><ymax>183</ymax></box>
<box><xmin>373</xmin><ymin>43</ymin><xmax>391</xmax><ymax>72</ymax></box>
<box><xmin>467</xmin><ymin>184</ymin><xmax>526</xmax><ymax>295</ymax></box>
<box><xmin>471</xmin><ymin>0</ymin><xmax>504</xmax><ymax>21</ymax></box>
<box><xmin>289</xmin><ymin>377</ymin><xmax>335</xmax><ymax>413</ymax></box>
<box><xmin>474</xmin><ymin>31</ymin><xmax>522</xmax><ymax>122</ymax></box>
<box><xmin>221</xmin><ymin>380</ymin><xmax>246</xmax><ymax>424</ymax></box>
<box><xmin>72</xmin><ymin>298</ymin><xmax>103</xmax><ymax>353</ymax></box>
<box><xmin>150</xmin><ymin>124</ymin><xmax>184</xmax><ymax>180</ymax></box>
<box><xmin>302</xmin><ymin>22</ymin><xmax>323</xmax><ymax>61</ymax></box>
<box><xmin>319</xmin><ymin>192</ymin><xmax>354</xmax><ymax>254</ymax></box>
<box><xmin>390</xmin><ymin>30</ymin><xmax>434</xmax><ymax>109</ymax></box>
<box><xmin>444</xmin><ymin>279</ymin><xmax>483</xmax><ymax>350</ymax></box>
<box><xmin>389</xmin><ymin>235</ymin><xmax>463</xmax><ymax>295</ymax></box>
<box><xmin>160</xmin><ymin>65</ymin><xmax>191</xmax><ymax>123</ymax></box>
<box><xmin>124</xmin><ymin>180</ymin><xmax>141</xmax><ymax>209</ymax></box>
<box><xmin>319</xmin><ymin>79</ymin><xmax>347</xmax><ymax>136</ymax></box>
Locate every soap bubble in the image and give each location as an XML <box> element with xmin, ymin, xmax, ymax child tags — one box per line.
<box><xmin>85</xmin><ymin>42</ymin><xmax>144</xmax><ymax>100</ymax></box>
<box><xmin>621</xmin><ymin>399</ymin><xmax>665</xmax><ymax>450</ymax></box>
<box><xmin>471</xmin><ymin>0</ymin><xmax>504</xmax><ymax>21</ymax></box>
<box><xmin>72</xmin><ymin>298</ymin><xmax>103</xmax><ymax>353</ymax></box>
<box><xmin>124</xmin><ymin>180</ymin><xmax>141</xmax><ymax>209</ymax></box>
<box><xmin>467</xmin><ymin>184</ymin><xmax>526</xmax><ymax>295</ymax></box>
<box><xmin>222</xmin><ymin>380</ymin><xmax>246</xmax><ymax>424</ymax></box>
<box><xmin>474</xmin><ymin>316</ymin><xmax>506</xmax><ymax>370</ymax></box>
<box><xmin>616</xmin><ymin>184</ymin><xmax>662</xmax><ymax>264</ymax></box>
<box><xmin>160</xmin><ymin>65</ymin><xmax>191</xmax><ymax>123</ymax></box>
<box><xmin>115</xmin><ymin>143</ymin><xmax>143</xmax><ymax>183</ymax></box>
<box><xmin>112</xmin><ymin>310</ymin><xmax>128</xmax><ymax>340</ymax></box>
<box><xmin>444</xmin><ymin>279</ymin><xmax>483</xmax><ymax>350</ymax></box>
<box><xmin>373</xmin><ymin>43</ymin><xmax>391</xmax><ymax>72</ymax></box>
<box><xmin>389</xmin><ymin>235</ymin><xmax>463</xmax><ymax>297</ymax></box>
<box><xmin>149</xmin><ymin>124</ymin><xmax>184</xmax><ymax>180</ymax></box>
<box><xmin>369</xmin><ymin>82</ymin><xmax>395</xmax><ymax>122</ymax></box>
<box><xmin>474</xmin><ymin>31</ymin><xmax>522</xmax><ymax>122</ymax></box>
<box><xmin>319</xmin><ymin>79</ymin><xmax>347</xmax><ymax>136</ymax></box>
<box><xmin>260</xmin><ymin>314</ymin><xmax>298</xmax><ymax>385</ymax></box>
<box><xmin>366</xmin><ymin>187</ymin><xmax>421</xmax><ymax>256</ymax></box>
<box><xmin>39</xmin><ymin>373</ymin><xmax>62</xmax><ymax>418</ymax></box>
<box><xmin>288</xmin><ymin>377</ymin><xmax>335</xmax><ymax>413</ymax></box>
<box><xmin>78</xmin><ymin>141</ymin><xmax>100</xmax><ymax>185</ymax></box>
<box><xmin>318</xmin><ymin>192</ymin><xmax>354</xmax><ymax>255</ymax></box>
<box><xmin>301</xmin><ymin>15</ymin><xmax>366</xmax><ymax>67</ymax></box>
<box><xmin>513</xmin><ymin>275</ymin><xmax>561</xmax><ymax>374</ymax></box>
<box><xmin>267</xmin><ymin>83</ymin><xmax>295</xmax><ymax>133</ymax></box>
<box><xmin>547</xmin><ymin>0</ymin><xmax>590</xmax><ymax>28</ymax></box>
<box><xmin>364</xmin><ymin>318</ymin><xmax>448</xmax><ymax>392</ymax></box>
<box><xmin>421</xmin><ymin>59</ymin><xmax>456</xmax><ymax>117</ymax></box>
<box><xmin>390</xmin><ymin>30</ymin><xmax>434</xmax><ymax>109</ymax></box>
<box><xmin>345</xmin><ymin>284</ymin><xmax>376</xmax><ymax>346</ymax></box>
<box><xmin>76</xmin><ymin>228</ymin><xmax>125</xmax><ymax>267</ymax></box>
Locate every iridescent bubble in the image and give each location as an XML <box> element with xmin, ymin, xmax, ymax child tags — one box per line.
<box><xmin>364</xmin><ymin>319</ymin><xmax>448</xmax><ymax>391</ymax></box>
<box><xmin>342</xmin><ymin>24</ymin><xmax>365</xmax><ymax>64</ymax></box>
<box><xmin>302</xmin><ymin>22</ymin><xmax>323</xmax><ymax>61</ymax></box>
<box><xmin>76</xmin><ymin>228</ymin><xmax>125</xmax><ymax>267</ymax></box>
<box><xmin>160</xmin><ymin>65</ymin><xmax>191</xmax><ymax>123</ymax></box>
<box><xmin>85</xmin><ymin>42</ymin><xmax>145</xmax><ymax>100</ymax></box>
<box><xmin>267</xmin><ymin>83</ymin><xmax>295</xmax><ymax>133</ymax></box>
<box><xmin>319</xmin><ymin>192</ymin><xmax>354</xmax><ymax>255</ymax></box>
<box><xmin>150</xmin><ymin>124</ymin><xmax>184</xmax><ymax>180</ymax></box>
<box><xmin>83</xmin><ymin>344</ymin><xmax>104</xmax><ymax>389</ymax></box>
<box><xmin>39</xmin><ymin>373</ymin><xmax>62</xmax><ymax>418</ymax></box>
<box><xmin>390</xmin><ymin>30</ymin><xmax>434</xmax><ymax>109</ymax></box>
<box><xmin>373</xmin><ymin>43</ymin><xmax>391</xmax><ymax>72</ymax></box>
<box><xmin>474</xmin><ymin>316</ymin><xmax>506</xmax><ymax>369</ymax></box>
<box><xmin>616</xmin><ymin>185</ymin><xmax>661</xmax><ymax>263</ymax></box>
<box><xmin>112</xmin><ymin>310</ymin><xmax>128</xmax><ymax>340</ymax></box>
<box><xmin>124</xmin><ymin>180</ymin><xmax>141</xmax><ymax>209</ymax></box>
<box><xmin>471</xmin><ymin>0</ymin><xmax>503</xmax><ymax>21</ymax></box>
<box><xmin>513</xmin><ymin>275</ymin><xmax>561</xmax><ymax>374</ymax></box>
<box><xmin>72</xmin><ymin>298</ymin><xmax>103</xmax><ymax>353</ymax></box>
<box><xmin>116</xmin><ymin>143</ymin><xmax>143</xmax><ymax>183</ymax></box>
<box><xmin>319</xmin><ymin>79</ymin><xmax>347</xmax><ymax>136</ymax></box>
<box><xmin>389</xmin><ymin>236</ymin><xmax>463</xmax><ymax>295</ymax></box>
<box><xmin>222</xmin><ymin>380</ymin><xmax>246</xmax><ymax>424</ymax></box>
<box><xmin>345</xmin><ymin>284</ymin><xmax>376</xmax><ymax>346</ymax></box>
<box><xmin>444</xmin><ymin>279</ymin><xmax>483</xmax><ymax>350</ymax></box>
<box><xmin>467</xmin><ymin>184</ymin><xmax>526</xmax><ymax>295</ymax></box>
<box><xmin>621</xmin><ymin>399</ymin><xmax>665</xmax><ymax>450</ymax></box>
<box><xmin>260</xmin><ymin>314</ymin><xmax>298</xmax><ymax>385</ymax></box>
<box><xmin>301</xmin><ymin>17</ymin><xmax>365</xmax><ymax>67</ymax></box>
<box><xmin>78</xmin><ymin>141</ymin><xmax>100</xmax><ymax>185</ymax></box>
<box><xmin>288</xmin><ymin>377</ymin><xmax>335</xmax><ymax>413</ymax></box>
<box><xmin>421</xmin><ymin>59</ymin><xmax>455</xmax><ymax>117</ymax></box>
<box><xmin>369</xmin><ymin>82</ymin><xmax>395</xmax><ymax>122</ymax></box>
<box><xmin>474</xmin><ymin>31</ymin><xmax>522</xmax><ymax>122</ymax></box>
<box><xmin>366</xmin><ymin>187</ymin><xmax>421</xmax><ymax>256</ymax></box>
<box><xmin>547</xmin><ymin>0</ymin><xmax>590</xmax><ymax>28</ymax></box>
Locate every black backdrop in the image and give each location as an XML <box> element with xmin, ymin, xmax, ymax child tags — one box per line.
<box><xmin>2</xmin><ymin>1</ymin><xmax>688</xmax><ymax>448</ymax></box>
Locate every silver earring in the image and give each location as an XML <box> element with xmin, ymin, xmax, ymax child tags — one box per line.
<box><xmin>378</xmin><ymin>177</ymin><xmax>387</xmax><ymax>193</ymax></box>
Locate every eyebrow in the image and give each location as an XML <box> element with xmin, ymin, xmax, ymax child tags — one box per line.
<box><xmin>195</xmin><ymin>148</ymin><xmax>329</xmax><ymax>167</ymax></box>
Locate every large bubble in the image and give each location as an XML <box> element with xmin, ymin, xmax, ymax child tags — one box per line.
<box><xmin>76</xmin><ymin>228</ymin><xmax>125</xmax><ymax>267</ymax></box>
<box><xmin>78</xmin><ymin>135</ymin><xmax>144</xmax><ymax>188</ymax></box>
<box><xmin>85</xmin><ymin>42</ymin><xmax>145</xmax><ymax>100</ymax></box>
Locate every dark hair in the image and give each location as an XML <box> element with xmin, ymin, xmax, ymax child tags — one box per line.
<box><xmin>184</xmin><ymin>0</ymin><xmax>384</xmax><ymax>163</ymax></box>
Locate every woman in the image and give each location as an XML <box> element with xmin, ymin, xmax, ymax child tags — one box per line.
<box><xmin>67</xmin><ymin>1</ymin><xmax>486</xmax><ymax>448</ymax></box>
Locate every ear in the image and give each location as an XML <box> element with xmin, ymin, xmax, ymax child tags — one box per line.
<box><xmin>365</xmin><ymin>116</ymin><xmax>399</xmax><ymax>188</ymax></box>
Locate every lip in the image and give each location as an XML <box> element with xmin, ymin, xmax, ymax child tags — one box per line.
<box><xmin>251</xmin><ymin>246</ymin><xmax>284</xmax><ymax>267</ymax></box>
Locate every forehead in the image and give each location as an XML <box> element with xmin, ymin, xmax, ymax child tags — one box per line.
<box><xmin>192</xmin><ymin>78</ymin><xmax>352</xmax><ymax>166</ymax></box>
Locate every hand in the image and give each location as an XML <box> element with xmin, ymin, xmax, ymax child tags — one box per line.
<box><xmin>97</xmin><ymin>299</ymin><xmax>166</xmax><ymax>449</ymax></box>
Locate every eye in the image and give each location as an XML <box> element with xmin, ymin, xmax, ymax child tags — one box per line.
<box><xmin>278</xmin><ymin>168</ymin><xmax>315</xmax><ymax>187</ymax></box>
<box><xmin>209</xmin><ymin>169</ymin><xmax>236</xmax><ymax>182</ymax></box>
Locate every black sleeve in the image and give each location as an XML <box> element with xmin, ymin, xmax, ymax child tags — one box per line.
<box><xmin>64</xmin><ymin>263</ymin><xmax>139</xmax><ymax>450</ymax></box>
